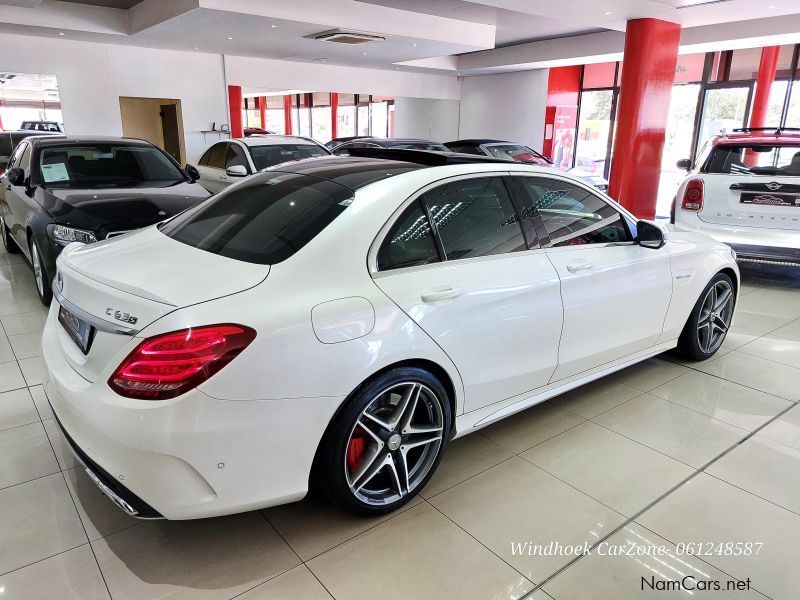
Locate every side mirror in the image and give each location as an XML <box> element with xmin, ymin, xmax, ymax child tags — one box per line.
<box><xmin>225</xmin><ymin>165</ymin><xmax>248</xmax><ymax>177</ymax></box>
<box><xmin>676</xmin><ymin>158</ymin><xmax>692</xmax><ymax>171</ymax></box>
<box><xmin>5</xmin><ymin>167</ymin><xmax>25</xmax><ymax>186</ymax></box>
<box><xmin>637</xmin><ymin>220</ymin><xmax>667</xmax><ymax>249</ymax></box>
<box><xmin>185</xmin><ymin>164</ymin><xmax>200</xmax><ymax>182</ymax></box>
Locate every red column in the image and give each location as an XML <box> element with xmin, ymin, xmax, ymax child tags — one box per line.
<box><xmin>330</xmin><ymin>92</ymin><xmax>338</xmax><ymax>140</ymax></box>
<box><xmin>259</xmin><ymin>96</ymin><xmax>267</xmax><ymax>130</ymax></box>
<box><xmin>227</xmin><ymin>85</ymin><xmax>244</xmax><ymax>138</ymax></box>
<box><xmin>744</xmin><ymin>46</ymin><xmax>780</xmax><ymax>166</ymax></box>
<box><xmin>283</xmin><ymin>95</ymin><xmax>293</xmax><ymax>135</ymax></box>
<box><xmin>608</xmin><ymin>19</ymin><xmax>680</xmax><ymax>219</ymax></box>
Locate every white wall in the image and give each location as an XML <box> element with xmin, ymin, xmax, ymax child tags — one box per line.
<box><xmin>394</xmin><ymin>97</ymin><xmax>460</xmax><ymax>142</ymax></box>
<box><xmin>0</xmin><ymin>33</ymin><xmax>228</xmax><ymax>160</ymax></box>
<box><xmin>458</xmin><ymin>69</ymin><xmax>548</xmax><ymax>151</ymax></box>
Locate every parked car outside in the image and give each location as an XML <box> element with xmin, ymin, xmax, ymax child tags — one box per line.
<box><xmin>43</xmin><ymin>150</ymin><xmax>738</xmax><ymax>520</ymax></box>
<box><xmin>672</xmin><ymin>128</ymin><xmax>800</xmax><ymax>265</ymax></box>
<box><xmin>244</xmin><ymin>127</ymin><xmax>276</xmax><ymax>136</ymax></box>
<box><xmin>325</xmin><ymin>135</ymin><xmax>371</xmax><ymax>151</ymax></box>
<box><xmin>445</xmin><ymin>139</ymin><xmax>610</xmax><ymax>191</ymax></box>
<box><xmin>331</xmin><ymin>137</ymin><xmax>451</xmax><ymax>154</ymax></box>
<box><xmin>20</xmin><ymin>120</ymin><xmax>63</xmax><ymax>133</ymax></box>
<box><xmin>0</xmin><ymin>130</ymin><xmax>59</xmax><ymax>174</ymax></box>
<box><xmin>0</xmin><ymin>136</ymin><xmax>209</xmax><ymax>304</ymax></box>
<box><xmin>191</xmin><ymin>136</ymin><xmax>330</xmax><ymax>193</ymax></box>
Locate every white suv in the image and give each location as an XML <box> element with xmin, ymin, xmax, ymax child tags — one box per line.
<box><xmin>672</xmin><ymin>128</ymin><xmax>800</xmax><ymax>266</ymax></box>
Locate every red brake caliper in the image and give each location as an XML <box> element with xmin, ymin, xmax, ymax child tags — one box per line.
<box><xmin>347</xmin><ymin>427</ymin><xmax>368</xmax><ymax>472</ymax></box>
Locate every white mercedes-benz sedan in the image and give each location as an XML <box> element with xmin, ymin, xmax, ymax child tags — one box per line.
<box><xmin>42</xmin><ymin>150</ymin><xmax>739</xmax><ymax>519</ymax></box>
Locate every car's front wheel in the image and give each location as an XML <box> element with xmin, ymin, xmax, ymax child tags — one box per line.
<box><xmin>315</xmin><ymin>367</ymin><xmax>452</xmax><ymax>516</ymax></box>
<box><xmin>29</xmin><ymin>236</ymin><xmax>52</xmax><ymax>305</ymax></box>
<box><xmin>675</xmin><ymin>273</ymin><xmax>735</xmax><ymax>360</ymax></box>
<box><xmin>1</xmin><ymin>216</ymin><xmax>18</xmax><ymax>254</ymax></box>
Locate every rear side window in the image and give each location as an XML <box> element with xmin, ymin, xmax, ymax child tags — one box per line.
<box><xmin>0</xmin><ymin>135</ymin><xmax>12</xmax><ymax>160</ymax></box>
<box><xmin>377</xmin><ymin>201</ymin><xmax>440</xmax><ymax>271</ymax></box>
<box><xmin>249</xmin><ymin>144</ymin><xmax>328</xmax><ymax>170</ymax></box>
<box><xmin>226</xmin><ymin>144</ymin><xmax>249</xmax><ymax>170</ymax></box>
<box><xmin>161</xmin><ymin>172</ymin><xmax>353</xmax><ymax>265</ymax></box>
<box><xmin>515</xmin><ymin>177</ymin><xmax>629</xmax><ymax>247</ymax></box>
<box><xmin>704</xmin><ymin>145</ymin><xmax>800</xmax><ymax>176</ymax></box>
<box><xmin>447</xmin><ymin>144</ymin><xmax>483</xmax><ymax>156</ymax></box>
<box><xmin>421</xmin><ymin>177</ymin><xmax>526</xmax><ymax>259</ymax></box>
<box><xmin>207</xmin><ymin>143</ymin><xmax>228</xmax><ymax>169</ymax></box>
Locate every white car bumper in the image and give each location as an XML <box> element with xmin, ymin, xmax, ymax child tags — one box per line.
<box><xmin>42</xmin><ymin>307</ymin><xmax>344</xmax><ymax>519</ymax></box>
<box><xmin>673</xmin><ymin>214</ymin><xmax>800</xmax><ymax>264</ymax></box>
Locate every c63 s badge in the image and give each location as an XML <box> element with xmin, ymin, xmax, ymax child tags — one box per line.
<box><xmin>106</xmin><ymin>308</ymin><xmax>138</xmax><ymax>325</ymax></box>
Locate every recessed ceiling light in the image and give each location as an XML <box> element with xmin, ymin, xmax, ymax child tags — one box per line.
<box><xmin>412</xmin><ymin>43</ymin><xmax>417</xmax><ymax>47</ymax></box>
<box><xmin>227</xmin><ymin>36</ymin><xmax>233</xmax><ymax>40</ymax></box>
<box><xmin>270</xmin><ymin>24</ymin><xmax>277</xmax><ymax>28</ymax></box>
<box><xmin>193</xmin><ymin>46</ymin><xmax>199</xmax><ymax>50</ymax></box>
<box><xmin>604</xmin><ymin>11</ymin><xmax>612</xmax><ymax>15</ymax></box>
<box><xmin>58</xmin><ymin>32</ymin><xmax>65</xmax><ymax>36</ymax></box>
<box><xmin>767</xmin><ymin>3</ymin><xmax>775</xmax><ymax>7</ymax></box>
<box><xmin>362</xmin><ymin>52</ymin><xmax>367</xmax><ymax>55</ymax></box>
<box><xmin>395</xmin><ymin>67</ymin><xmax>400</xmax><ymax>70</ymax></box>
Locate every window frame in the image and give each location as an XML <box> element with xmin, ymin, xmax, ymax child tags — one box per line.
<box><xmin>205</xmin><ymin>142</ymin><xmax>229</xmax><ymax>170</ymax></box>
<box><xmin>369</xmin><ymin>172</ymin><xmax>540</xmax><ymax>276</ymax></box>
<box><xmin>509</xmin><ymin>172</ymin><xmax>636</xmax><ymax>249</ymax></box>
<box><xmin>225</xmin><ymin>142</ymin><xmax>252</xmax><ymax>173</ymax></box>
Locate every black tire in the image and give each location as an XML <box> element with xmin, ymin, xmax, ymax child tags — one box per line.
<box><xmin>1</xmin><ymin>216</ymin><xmax>18</xmax><ymax>254</ymax></box>
<box><xmin>29</xmin><ymin>236</ymin><xmax>52</xmax><ymax>305</ymax></box>
<box><xmin>675</xmin><ymin>272</ymin><xmax>735</xmax><ymax>361</ymax></box>
<box><xmin>313</xmin><ymin>366</ymin><xmax>452</xmax><ymax>516</ymax></box>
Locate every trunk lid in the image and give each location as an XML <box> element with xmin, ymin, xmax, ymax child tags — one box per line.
<box><xmin>698</xmin><ymin>175</ymin><xmax>800</xmax><ymax>231</ymax></box>
<box><xmin>54</xmin><ymin>226</ymin><xmax>269</xmax><ymax>382</ymax></box>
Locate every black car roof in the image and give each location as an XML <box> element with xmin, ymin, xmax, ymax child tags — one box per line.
<box><xmin>445</xmin><ymin>139</ymin><xmax>510</xmax><ymax>146</ymax></box>
<box><xmin>0</xmin><ymin>130</ymin><xmax>59</xmax><ymax>137</ymax></box>
<box><xmin>25</xmin><ymin>136</ymin><xmax>157</xmax><ymax>148</ymax></box>
<box><xmin>262</xmin><ymin>156</ymin><xmax>425</xmax><ymax>190</ymax></box>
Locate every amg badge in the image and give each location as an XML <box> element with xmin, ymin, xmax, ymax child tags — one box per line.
<box><xmin>106</xmin><ymin>308</ymin><xmax>138</xmax><ymax>325</ymax></box>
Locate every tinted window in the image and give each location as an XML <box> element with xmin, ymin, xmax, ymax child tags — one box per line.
<box><xmin>36</xmin><ymin>145</ymin><xmax>184</xmax><ymax>188</ymax></box>
<box><xmin>207</xmin><ymin>143</ymin><xmax>228</xmax><ymax>169</ymax></box>
<box><xmin>515</xmin><ymin>177</ymin><xmax>629</xmax><ymax>247</ymax></box>
<box><xmin>226</xmin><ymin>144</ymin><xmax>249</xmax><ymax>170</ymax></box>
<box><xmin>7</xmin><ymin>142</ymin><xmax>25</xmax><ymax>169</ymax></box>
<box><xmin>377</xmin><ymin>200</ymin><xmax>440</xmax><ymax>271</ymax></box>
<box><xmin>447</xmin><ymin>144</ymin><xmax>484</xmax><ymax>156</ymax></box>
<box><xmin>198</xmin><ymin>147</ymin><xmax>214</xmax><ymax>166</ymax></box>
<box><xmin>390</xmin><ymin>142</ymin><xmax>450</xmax><ymax>152</ymax></box>
<box><xmin>19</xmin><ymin>144</ymin><xmax>31</xmax><ymax>172</ymax></box>
<box><xmin>421</xmin><ymin>177</ymin><xmax>526</xmax><ymax>260</ymax></box>
<box><xmin>162</xmin><ymin>172</ymin><xmax>353</xmax><ymax>265</ymax></box>
<box><xmin>704</xmin><ymin>145</ymin><xmax>800</xmax><ymax>176</ymax></box>
<box><xmin>485</xmin><ymin>144</ymin><xmax>550</xmax><ymax>166</ymax></box>
<box><xmin>249</xmin><ymin>144</ymin><xmax>328</xmax><ymax>170</ymax></box>
<box><xmin>0</xmin><ymin>134</ymin><xmax>12</xmax><ymax>160</ymax></box>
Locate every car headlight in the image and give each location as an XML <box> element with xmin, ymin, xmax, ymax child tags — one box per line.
<box><xmin>47</xmin><ymin>224</ymin><xmax>97</xmax><ymax>246</ymax></box>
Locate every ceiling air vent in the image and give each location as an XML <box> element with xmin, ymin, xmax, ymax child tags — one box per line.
<box><xmin>309</xmin><ymin>29</ymin><xmax>385</xmax><ymax>44</ymax></box>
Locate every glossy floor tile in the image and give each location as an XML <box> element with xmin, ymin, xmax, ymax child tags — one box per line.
<box><xmin>638</xmin><ymin>473</ymin><xmax>800</xmax><ymax>600</ymax></box>
<box><xmin>429</xmin><ymin>457</ymin><xmax>626</xmax><ymax>584</ymax></box>
<box><xmin>521</xmin><ymin>421</ymin><xmax>693</xmax><ymax>516</ymax></box>
<box><xmin>1</xmin><ymin>245</ymin><xmax>798</xmax><ymax>599</ymax></box>
<box><xmin>648</xmin><ymin>370</ymin><xmax>790</xmax><ymax>431</ymax></box>
<box><xmin>593</xmin><ymin>393</ymin><xmax>748</xmax><ymax>468</ymax></box>
<box><xmin>308</xmin><ymin>503</ymin><xmax>533</xmax><ymax>600</ymax></box>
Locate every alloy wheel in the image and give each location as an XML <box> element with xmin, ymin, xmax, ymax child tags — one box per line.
<box><xmin>344</xmin><ymin>382</ymin><xmax>444</xmax><ymax>506</ymax></box>
<box><xmin>31</xmin><ymin>241</ymin><xmax>44</xmax><ymax>297</ymax></box>
<box><xmin>696</xmin><ymin>279</ymin><xmax>734</xmax><ymax>354</ymax></box>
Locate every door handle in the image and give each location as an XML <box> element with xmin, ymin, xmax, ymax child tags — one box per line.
<box><xmin>421</xmin><ymin>286</ymin><xmax>463</xmax><ymax>303</ymax></box>
<box><xmin>566</xmin><ymin>260</ymin><xmax>593</xmax><ymax>273</ymax></box>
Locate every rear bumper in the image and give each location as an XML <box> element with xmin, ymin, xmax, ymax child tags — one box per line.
<box><xmin>42</xmin><ymin>306</ymin><xmax>345</xmax><ymax>519</ymax></box>
<box><xmin>673</xmin><ymin>216</ymin><xmax>800</xmax><ymax>265</ymax></box>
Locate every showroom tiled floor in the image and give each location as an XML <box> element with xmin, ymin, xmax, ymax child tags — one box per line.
<box><xmin>1</xmin><ymin>241</ymin><xmax>799</xmax><ymax>599</ymax></box>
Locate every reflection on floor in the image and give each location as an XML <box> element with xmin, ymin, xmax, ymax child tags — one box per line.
<box><xmin>1</xmin><ymin>245</ymin><xmax>798</xmax><ymax>599</ymax></box>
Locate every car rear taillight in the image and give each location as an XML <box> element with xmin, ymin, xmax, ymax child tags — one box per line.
<box><xmin>681</xmin><ymin>179</ymin><xmax>704</xmax><ymax>211</ymax></box>
<box><xmin>109</xmin><ymin>324</ymin><xmax>256</xmax><ymax>400</ymax></box>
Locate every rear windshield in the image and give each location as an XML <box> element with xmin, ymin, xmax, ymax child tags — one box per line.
<box><xmin>22</xmin><ymin>122</ymin><xmax>60</xmax><ymax>132</ymax></box>
<box><xmin>485</xmin><ymin>144</ymin><xmax>550</xmax><ymax>166</ymax></box>
<box><xmin>390</xmin><ymin>142</ymin><xmax>450</xmax><ymax>152</ymax></box>
<box><xmin>0</xmin><ymin>135</ymin><xmax>12</xmax><ymax>161</ymax></box>
<box><xmin>703</xmin><ymin>145</ymin><xmax>800</xmax><ymax>176</ymax></box>
<box><xmin>36</xmin><ymin>145</ymin><xmax>185</xmax><ymax>188</ymax></box>
<box><xmin>161</xmin><ymin>172</ymin><xmax>353</xmax><ymax>265</ymax></box>
<box><xmin>249</xmin><ymin>144</ymin><xmax>329</xmax><ymax>171</ymax></box>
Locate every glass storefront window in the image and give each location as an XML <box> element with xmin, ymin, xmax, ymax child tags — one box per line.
<box><xmin>337</xmin><ymin>93</ymin><xmax>356</xmax><ymax>137</ymax></box>
<box><xmin>766</xmin><ymin>80</ymin><xmax>789</xmax><ymax>127</ymax></box>
<box><xmin>311</xmin><ymin>92</ymin><xmax>331</xmax><ymax>143</ymax></box>
<box><xmin>785</xmin><ymin>83</ymin><xmax>800</xmax><ymax>128</ymax></box>
<box><xmin>674</xmin><ymin>53</ymin><xmax>705</xmax><ymax>84</ymax></box>
<box><xmin>575</xmin><ymin>89</ymin><xmax>613</xmax><ymax>175</ymax></box>
<box><xmin>697</xmin><ymin>86</ymin><xmax>751</xmax><ymax>147</ymax></box>
<box><xmin>357</xmin><ymin>95</ymin><xmax>370</xmax><ymax>136</ymax></box>
<box><xmin>297</xmin><ymin>94</ymin><xmax>311</xmax><ymax>138</ymax></box>
<box><xmin>657</xmin><ymin>83</ymin><xmax>701</xmax><ymax>217</ymax></box>
<box><xmin>370</xmin><ymin>100</ymin><xmax>388</xmax><ymax>138</ymax></box>
<box><xmin>265</xmin><ymin>95</ymin><xmax>285</xmax><ymax>134</ymax></box>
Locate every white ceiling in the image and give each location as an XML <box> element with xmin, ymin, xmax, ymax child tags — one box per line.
<box><xmin>0</xmin><ymin>0</ymin><xmax>798</xmax><ymax>76</ymax></box>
